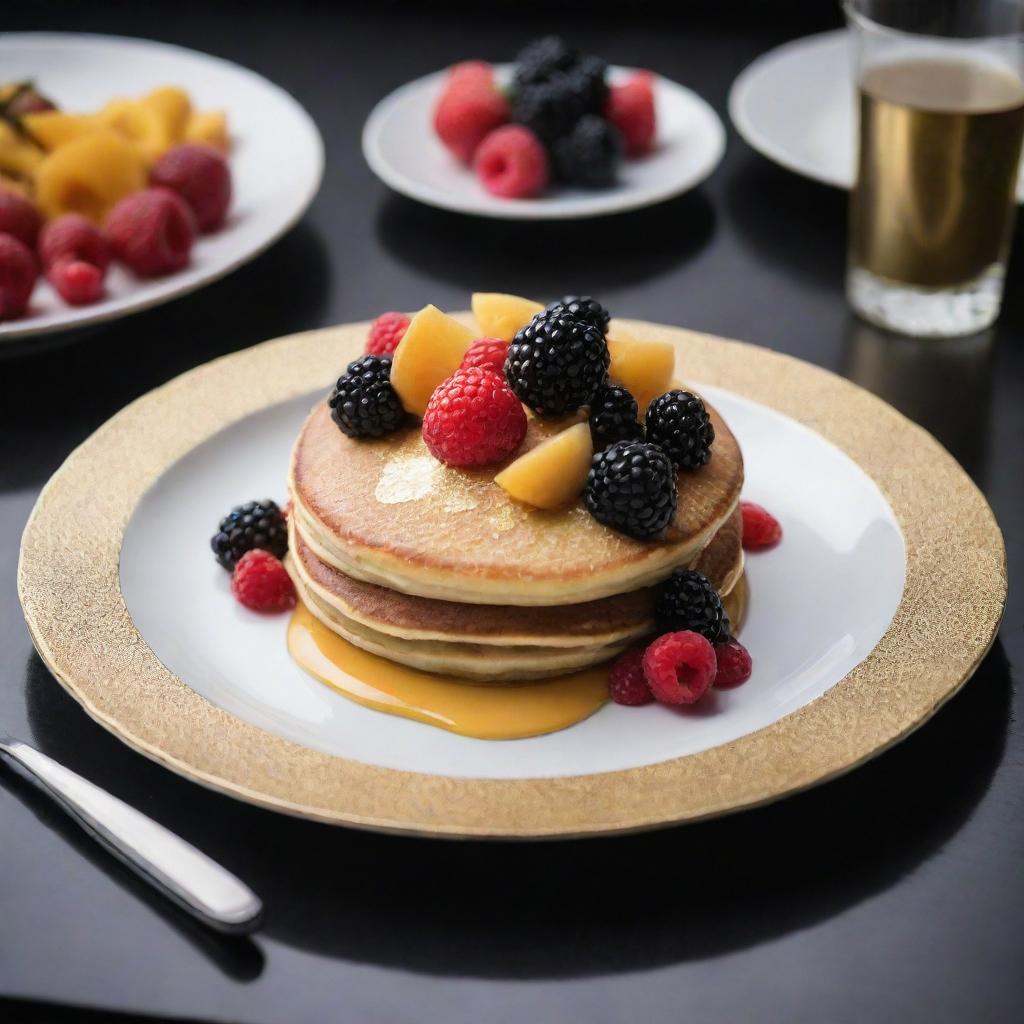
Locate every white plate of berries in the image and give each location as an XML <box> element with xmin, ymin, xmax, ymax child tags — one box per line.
<box><xmin>362</xmin><ymin>36</ymin><xmax>725</xmax><ymax>219</ymax></box>
<box><xmin>0</xmin><ymin>32</ymin><xmax>323</xmax><ymax>342</ymax></box>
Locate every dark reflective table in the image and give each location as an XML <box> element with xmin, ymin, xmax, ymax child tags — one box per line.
<box><xmin>2</xmin><ymin>3</ymin><xmax>1022</xmax><ymax>1022</ymax></box>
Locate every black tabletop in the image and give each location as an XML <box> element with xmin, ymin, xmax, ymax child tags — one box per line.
<box><xmin>2</xmin><ymin>3</ymin><xmax>1022</xmax><ymax>1022</ymax></box>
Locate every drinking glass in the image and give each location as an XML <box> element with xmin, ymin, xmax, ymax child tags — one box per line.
<box><xmin>845</xmin><ymin>0</ymin><xmax>1024</xmax><ymax>336</ymax></box>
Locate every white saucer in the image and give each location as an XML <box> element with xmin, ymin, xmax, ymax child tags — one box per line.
<box><xmin>728</xmin><ymin>28</ymin><xmax>1024</xmax><ymax>201</ymax></box>
<box><xmin>0</xmin><ymin>33</ymin><xmax>324</xmax><ymax>343</ymax></box>
<box><xmin>362</xmin><ymin>65</ymin><xmax>725</xmax><ymax>220</ymax></box>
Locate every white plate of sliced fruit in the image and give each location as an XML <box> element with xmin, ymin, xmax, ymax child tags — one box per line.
<box><xmin>0</xmin><ymin>32</ymin><xmax>323</xmax><ymax>343</ymax></box>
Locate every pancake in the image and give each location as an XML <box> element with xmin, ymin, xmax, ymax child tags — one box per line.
<box><xmin>288</xmin><ymin>563</ymin><xmax>630</xmax><ymax>681</ymax></box>
<box><xmin>287</xmin><ymin>506</ymin><xmax>744</xmax><ymax>648</ymax></box>
<box><xmin>289</xmin><ymin>560</ymin><xmax>749</xmax><ymax>683</ymax></box>
<box><xmin>289</xmin><ymin>400</ymin><xmax>743</xmax><ymax>606</ymax></box>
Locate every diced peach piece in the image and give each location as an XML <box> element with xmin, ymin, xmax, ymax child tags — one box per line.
<box><xmin>0</xmin><ymin>123</ymin><xmax>44</xmax><ymax>178</ymax></box>
<box><xmin>99</xmin><ymin>99</ymin><xmax>174</xmax><ymax>162</ymax></box>
<box><xmin>22</xmin><ymin>111</ymin><xmax>100</xmax><ymax>150</ymax></box>
<box><xmin>607</xmin><ymin>335</ymin><xmax>676</xmax><ymax>415</ymax></box>
<box><xmin>184</xmin><ymin>110</ymin><xmax>230</xmax><ymax>152</ymax></box>
<box><xmin>495</xmin><ymin>422</ymin><xmax>593</xmax><ymax>509</ymax></box>
<box><xmin>390</xmin><ymin>305</ymin><xmax>478</xmax><ymax>416</ymax></box>
<box><xmin>471</xmin><ymin>292</ymin><xmax>544</xmax><ymax>342</ymax></box>
<box><xmin>141</xmin><ymin>87</ymin><xmax>192</xmax><ymax>142</ymax></box>
<box><xmin>35</xmin><ymin>130</ymin><xmax>147</xmax><ymax>222</ymax></box>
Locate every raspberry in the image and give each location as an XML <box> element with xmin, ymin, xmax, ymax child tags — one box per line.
<box><xmin>150</xmin><ymin>143</ymin><xmax>232</xmax><ymax>232</ymax></box>
<box><xmin>0</xmin><ymin>188</ymin><xmax>41</xmax><ymax>249</ymax></box>
<box><xmin>475</xmin><ymin>125</ymin><xmax>549</xmax><ymax>199</ymax></box>
<box><xmin>434</xmin><ymin>84</ymin><xmax>510</xmax><ymax>164</ymax></box>
<box><xmin>608</xmin><ymin>648</ymin><xmax>653</xmax><ymax>706</ymax></box>
<box><xmin>0</xmin><ymin>232</ymin><xmax>38</xmax><ymax>321</ymax></box>
<box><xmin>106</xmin><ymin>187</ymin><xmax>196</xmax><ymax>277</ymax></box>
<box><xmin>38</xmin><ymin>214</ymin><xmax>111</xmax><ymax>273</ymax></box>
<box><xmin>48</xmin><ymin>259</ymin><xmax>105</xmax><ymax>305</ymax></box>
<box><xmin>448</xmin><ymin>61</ymin><xmax>494</xmax><ymax>90</ymax></box>
<box><xmin>741</xmin><ymin>500</ymin><xmax>782</xmax><ymax>550</ymax></box>
<box><xmin>714</xmin><ymin>637</ymin><xmax>752</xmax><ymax>688</ymax></box>
<box><xmin>422</xmin><ymin>367</ymin><xmax>527</xmax><ymax>468</ymax></box>
<box><xmin>230</xmin><ymin>550</ymin><xmax>296</xmax><ymax>613</ymax></box>
<box><xmin>606</xmin><ymin>72</ymin><xmax>657</xmax><ymax>157</ymax></box>
<box><xmin>365</xmin><ymin>311</ymin><xmax>410</xmax><ymax>357</ymax></box>
<box><xmin>460</xmin><ymin>336</ymin><xmax>508</xmax><ymax>375</ymax></box>
<box><xmin>642</xmin><ymin>630</ymin><xmax>717</xmax><ymax>705</ymax></box>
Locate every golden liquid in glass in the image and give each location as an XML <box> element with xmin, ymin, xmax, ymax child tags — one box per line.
<box><xmin>851</xmin><ymin>58</ymin><xmax>1024</xmax><ymax>289</ymax></box>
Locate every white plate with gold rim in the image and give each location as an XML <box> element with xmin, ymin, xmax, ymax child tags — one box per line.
<box><xmin>18</xmin><ymin>318</ymin><xmax>1005</xmax><ymax>836</ymax></box>
<box><xmin>0</xmin><ymin>32</ymin><xmax>323</xmax><ymax>343</ymax></box>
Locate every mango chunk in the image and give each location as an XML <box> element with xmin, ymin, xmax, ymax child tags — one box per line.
<box><xmin>495</xmin><ymin>422</ymin><xmax>593</xmax><ymax>509</ymax></box>
<box><xmin>35</xmin><ymin>130</ymin><xmax>147</xmax><ymax>222</ymax></box>
<box><xmin>390</xmin><ymin>305</ymin><xmax>477</xmax><ymax>416</ymax></box>
<box><xmin>22</xmin><ymin>111</ymin><xmax>100</xmax><ymax>150</ymax></box>
<box><xmin>471</xmin><ymin>292</ymin><xmax>544</xmax><ymax>342</ymax></box>
<box><xmin>141</xmin><ymin>87</ymin><xmax>192</xmax><ymax>142</ymax></box>
<box><xmin>99</xmin><ymin>99</ymin><xmax>174</xmax><ymax>162</ymax></box>
<box><xmin>184</xmin><ymin>110</ymin><xmax>230</xmax><ymax>151</ymax></box>
<box><xmin>0</xmin><ymin>123</ymin><xmax>44</xmax><ymax>179</ymax></box>
<box><xmin>607</xmin><ymin>336</ymin><xmax>676</xmax><ymax>415</ymax></box>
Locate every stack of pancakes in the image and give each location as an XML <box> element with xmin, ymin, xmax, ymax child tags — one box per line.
<box><xmin>287</xmin><ymin>396</ymin><xmax>745</xmax><ymax>683</ymax></box>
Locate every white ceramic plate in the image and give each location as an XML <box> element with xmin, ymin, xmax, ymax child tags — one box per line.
<box><xmin>0</xmin><ymin>32</ymin><xmax>324</xmax><ymax>343</ymax></box>
<box><xmin>362</xmin><ymin>65</ymin><xmax>725</xmax><ymax>220</ymax></box>
<box><xmin>729</xmin><ymin>28</ymin><xmax>1024</xmax><ymax>201</ymax></box>
<box><xmin>120</xmin><ymin>384</ymin><xmax>905</xmax><ymax>780</ymax></box>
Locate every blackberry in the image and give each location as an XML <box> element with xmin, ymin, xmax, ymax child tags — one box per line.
<box><xmin>506</xmin><ymin>313</ymin><xmax>610</xmax><ymax>416</ymax></box>
<box><xmin>564</xmin><ymin>54</ymin><xmax>609</xmax><ymax>114</ymax></box>
<box><xmin>513</xmin><ymin>36</ymin><xmax>578</xmax><ymax>90</ymax></box>
<box><xmin>546</xmin><ymin>294</ymin><xmax>611</xmax><ymax>334</ymax></box>
<box><xmin>584</xmin><ymin>440</ymin><xmax>677</xmax><ymax>541</ymax></box>
<box><xmin>554</xmin><ymin>115</ymin><xmax>624</xmax><ymax>188</ymax></box>
<box><xmin>645</xmin><ymin>389</ymin><xmax>715</xmax><ymax>471</ymax></box>
<box><xmin>210</xmin><ymin>499</ymin><xmax>287</xmax><ymax>571</ymax></box>
<box><xmin>589</xmin><ymin>384</ymin><xmax>644</xmax><ymax>448</ymax></box>
<box><xmin>328</xmin><ymin>355</ymin><xmax>405</xmax><ymax>439</ymax></box>
<box><xmin>510</xmin><ymin>73</ymin><xmax>589</xmax><ymax>145</ymax></box>
<box><xmin>655</xmin><ymin>569</ymin><xmax>730</xmax><ymax>643</ymax></box>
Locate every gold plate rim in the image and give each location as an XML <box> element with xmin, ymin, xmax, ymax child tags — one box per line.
<box><xmin>16</xmin><ymin>319</ymin><xmax>1007</xmax><ymax>838</ymax></box>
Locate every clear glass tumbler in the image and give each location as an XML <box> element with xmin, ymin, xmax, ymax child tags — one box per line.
<box><xmin>845</xmin><ymin>0</ymin><xmax>1024</xmax><ymax>336</ymax></box>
